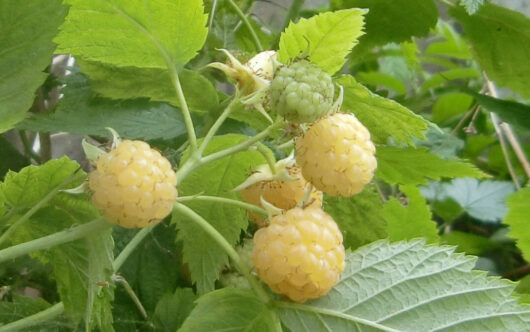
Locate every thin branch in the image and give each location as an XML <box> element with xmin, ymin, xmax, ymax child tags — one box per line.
<box><xmin>176</xmin><ymin>195</ymin><xmax>267</xmax><ymax>215</ymax></box>
<box><xmin>227</xmin><ymin>0</ymin><xmax>263</xmax><ymax>51</ymax></box>
<box><xmin>0</xmin><ymin>302</ymin><xmax>65</xmax><ymax>332</ymax></box>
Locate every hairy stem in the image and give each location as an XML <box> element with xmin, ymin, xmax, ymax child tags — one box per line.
<box><xmin>0</xmin><ymin>302</ymin><xmax>65</xmax><ymax>332</ymax></box>
<box><xmin>169</xmin><ymin>65</ymin><xmax>198</xmax><ymax>152</ymax></box>
<box><xmin>113</xmin><ymin>225</ymin><xmax>156</xmax><ymax>271</ymax></box>
<box><xmin>256</xmin><ymin>144</ymin><xmax>277</xmax><ymax>175</ymax></box>
<box><xmin>198</xmin><ymin>98</ymin><xmax>237</xmax><ymax>156</ymax></box>
<box><xmin>0</xmin><ymin>218</ymin><xmax>109</xmax><ymax>264</ymax></box>
<box><xmin>227</xmin><ymin>0</ymin><xmax>263</xmax><ymax>51</ymax></box>
<box><xmin>173</xmin><ymin>203</ymin><xmax>270</xmax><ymax>302</ymax></box>
<box><xmin>176</xmin><ymin>195</ymin><xmax>267</xmax><ymax>215</ymax></box>
<box><xmin>113</xmin><ymin>275</ymin><xmax>148</xmax><ymax>319</ymax></box>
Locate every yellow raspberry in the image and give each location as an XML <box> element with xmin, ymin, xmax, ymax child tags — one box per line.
<box><xmin>296</xmin><ymin>113</ymin><xmax>377</xmax><ymax>197</ymax></box>
<box><xmin>252</xmin><ymin>207</ymin><xmax>345</xmax><ymax>303</ymax></box>
<box><xmin>88</xmin><ymin>140</ymin><xmax>177</xmax><ymax>228</ymax></box>
<box><xmin>241</xmin><ymin>166</ymin><xmax>323</xmax><ymax>227</ymax></box>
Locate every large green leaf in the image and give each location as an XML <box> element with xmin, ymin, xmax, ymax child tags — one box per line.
<box><xmin>173</xmin><ymin>135</ymin><xmax>268</xmax><ymax>294</ymax></box>
<box><xmin>154</xmin><ymin>288</ymin><xmax>196</xmax><ymax>332</ymax></box>
<box><xmin>441</xmin><ymin>231</ymin><xmax>495</xmax><ymax>256</ymax></box>
<box><xmin>376</xmin><ymin>146</ymin><xmax>487</xmax><ymax>186</ymax></box>
<box><xmin>332</xmin><ymin>0</ymin><xmax>437</xmax><ymax>47</ymax></box>
<box><xmin>278</xmin><ymin>240</ymin><xmax>530</xmax><ymax>331</ymax></box>
<box><xmin>18</xmin><ymin>73</ymin><xmax>187</xmax><ymax>140</ymax></box>
<box><xmin>324</xmin><ymin>188</ymin><xmax>387</xmax><ymax>250</ymax></box>
<box><xmin>56</xmin><ymin>0</ymin><xmax>207</xmax><ymax>69</ymax></box>
<box><xmin>451</xmin><ymin>4</ymin><xmax>530</xmax><ymax>98</ymax></box>
<box><xmin>337</xmin><ymin>75</ymin><xmax>428</xmax><ymax>145</ymax></box>
<box><xmin>0</xmin><ymin>0</ymin><xmax>67</xmax><ymax>132</ymax></box>
<box><xmin>382</xmin><ymin>185</ymin><xmax>439</xmax><ymax>243</ymax></box>
<box><xmin>278</xmin><ymin>9</ymin><xmax>367</xmax><ymax>74</ymax></box>
<box><xmin>432</xmin><ymin>93</ymin><xmax>474</xmax><ymax>124</ymax></box>
<box><xmin>503</xmin><ymin>188</ymin><xmax>530</xmax><ymax>262</ymax></box>
<box><xmin>179</xmin><ymin>289</ymin><xmax>280</xmax><ymax>332</ymax></box>
<box><xmin>78</xmin><ymin>61</ymin><xmax>219</xmax><ymax>112</ymax></box>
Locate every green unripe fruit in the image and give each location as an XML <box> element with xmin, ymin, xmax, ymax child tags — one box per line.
<box><xmin>270</xmin><ymin>60</ymin><xmax>334</xmax><ymax>124</ymax></box>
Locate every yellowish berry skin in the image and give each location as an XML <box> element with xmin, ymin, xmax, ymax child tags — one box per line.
<box><xmin>296</xmin><ymin>113</ymin><xmax>377</xmax><ymax>197</ymax></box>
<box><xmin>241</xmin><ymin>166</ymin><xmax>323</xmax><ymax>227</ymax></box>
<box><xmin>88</xmin><ymin>140</ymin><xmax>178</xmax><ymax>228</ymax></box>
<box><xmin>252</xmin><ymin>207</ymin><xmax>345</xmax><ymax>303</ymax></box>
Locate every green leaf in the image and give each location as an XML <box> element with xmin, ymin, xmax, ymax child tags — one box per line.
<box><xmin>0</xmin><ymin>136</ymin><xmax>29</xmax><ymax>180</ymax></box>
<box><xmin>324</xmin><ymin>188</ymin><xmax>387</xmax><ymax>250</ymax></box>
<box><xmin>179</xmin><ymin>288</ymin><xmax>280</xmax><ymax>332</ymax></box>
<box><xmin>415</xmin><ymin>127</ymin><xmax>465</xmax><ymax>159</ymax></box>
<box><xmin>78</xmin><ymin>61</ymin><xmax>219</xmax><ymax>112</ymax></box>
<box><xmin>459</xmin><ymin>0</ymin><xmax>486</xmax><ymax>15</ymax></box>
<box><xmin>421</xmin><ymin>68</ymin><xmax>480</xmax><ymax>91</ymax></box>
<box><xmin>441</xmin><ymin>231</ymin><xmax>495</xmax><ymax>255</ymax></box>
<box><xmin>18</xmin><ymin>73</ymin><xmax>187</xmax><ymax>140</ymax></box>
<box><xmin>425</xmin><ymin>21</ymin><xmax>472</xmax><ymax>60</ymax></box>
<box><xmin>337</xmin><ymin>75</ymin><xmax>429</xmax><ymax>145</ymax></box>
<box><xmin>278</xmin><ymin>240</ymin><xmax>530</xmax><ymax>332</ymax></box>
<box><xmin>154</xmin><ymin>288</ymin><xmax>196</xmax><ymax>332</ymax></box>
<box><xmin>56</xmin><ymin>0</ymin><xmax>208</xmax><ymax>68</ymax></box>
<box><xmin>332</xmin><ymin>0</ymin><xmax>437</xmax><ymax>46</ymax></box>
<box><xmin>432</xmin><ymin>93</ymin><xmax>474</xmax><ymax>124</ymax></box>
<box><xmin>278</xmin><ymin>9</ymin><xmax>367</xmax><ymax>74</ymax></box>
<box><xmin>173</xmin><ymin>135</ymin><xmax>268</xmax><ymax>294</ymax></box>
<box><xmin>516</xmin><ymin>275</ymin><xmax>530</xmax><ymax>305</ymax></box>
<box><xmin>0</xmin><ymin>0</ymin><xmax>67</xmax><ymax>132</ymax></box>
<box><xmin>422</xmin><ymin>178</ymin><xmax>515</xmax><ymax>223</ymax></box>
<box><xmin>451</xmin><ymin>4</ymin><xmax>530</xmax><ymax>98</ymax></box>
<box><xmin>376</xmin><ymin>146</ymin><xmax>487</xmax><ymax>185</ymax></box>
<box><xmin>0</xmin><ymin>295</ymin><xmax>71</xmax><ymax>330</ymax></box>
<box><xmin>355</xmin><ymin>72</ymin><xmax>407</xmax><ymax>95</ymax></box>
<box><xmin>0</xmin><ymin>157</ymin><xmax>83</xmax><ymax>208</ymax></box>
<box><xmin>382</xmin><ymin>185</ymin><xmax>439</xmax><ymax>243</ymax></box>
<box><xmin>503</xmin><ymin>188</ymin><xmax>530</xmax><ymax>262</ymax></box>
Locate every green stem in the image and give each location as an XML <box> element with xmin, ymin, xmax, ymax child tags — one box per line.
<box><xmin>0</xmin><ymin>302</ymin><xmax>65</xmax><ymax>332</ymax></box>
<box><xmin>113</xmin><ymin>275</ymin><xmax>148</xmax><ymax>319</ymax></box>
<box><xmin>113</xmin><ymin>225</ymin><xmax>155</xmax><ymax>271</ymax></box>
<box><xmin>198</xmin><ymin>98</ymin><xmax>238</xmax><ymax>156</ymax></box>
<box><xmin>227</xmin><ymin>0</ymin><xmax>263</xmax><ymax>51</ymax></box>
<box><xmin>176</xmin><ymin>195</ymin><xmax>267</xmax><ymax>215</ymax></box>
<box><xmin>0</xmin><ymin>172</ymin><xmax>81</xmax><ymax>248</ymax></box>
<box><xmin>0</xmin><ymin>218</ymin><xmax>109</xmax><ymax>264</ymax></box>
<box><xmin>173</xmin><ymin>203</ymin><xmax>270</xmax><ymax>302</ymax></box>
<box><xmin>256</xmin><ymin>144</ymin><xmax>276</xmax><ymax>175</ymax></box>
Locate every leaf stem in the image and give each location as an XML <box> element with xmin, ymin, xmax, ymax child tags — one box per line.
<box><xmin>173</xmin><ymin>203</ymin><xmax>270</xmax><ymax>302</ymax></box>
<box><xmin>0</xmin><ymin>302</ymin><xmax>65</xmax><ymax>332</ymax></box>
<box><xmin>256</xmin><ymin>144</ymin><xmax>277</xmax><ymax>175</ymax></box>
<box><xmin>176</xmin><ymin>195</ymin><xmax>267</xmax><ymax>215</ymax></box>
<box><xmin>227</xmin><ymin>0</ymin><xmax>263</xmax><ymax>51</ymax></box>
<box><xmin>169</xmin><ymin>66</ymin><xmax>198</xmax><ymax>152</ymax></box>
<box><xmin>198</xmin><ymin>98</ymin><xmax>238</xmax><ymax>156</ymax></box>
<box><xmin>113</xmin><ymin>275</ymin><xmax>148</xmax><ymax>319</ymax></box>
<box><xmin>0</xmin><ymin>218</ymin><xmax>109</xmax><ymax>264</ymax></box>
<box><xmin>113</xmin><ymin>225</ymin><xmax>156</xmax><ymax>271</ymax></box>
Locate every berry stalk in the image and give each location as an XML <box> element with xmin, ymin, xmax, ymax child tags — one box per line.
<box><xmin>176</xmin><ymin>195</ymin><xmax>267</xmax><ymax>216</ymax></box>
<box><xmin>0</xmin><ymin>302</ymin><xmax>65</xmax><ymax>332</ymax></box>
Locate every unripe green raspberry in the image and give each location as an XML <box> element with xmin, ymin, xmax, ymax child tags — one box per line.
<box><xmin>296</xmin><ymin>113</ymin><xmax>377</xmax><ymax>197</ymax></box>
<box><xmin>252</xmin><ymin>207</ymin><xmax>345</xmax><ymax>303</ymax></box>
<box><xmin>241</xmin><ymin>165</ymin><xmax>323</xmax><ymax>227</ymax></box>
<box><xmin>88</xmin><ymin>140</ymin><xmax>177</xmax><ymax>228</ymax></box>
<box><xmin>270</xmin><ymin>60</ymin><xmax>334</xmax><ymax>123</ymax></box>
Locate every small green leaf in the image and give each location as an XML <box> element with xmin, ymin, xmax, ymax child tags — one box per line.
<box><xmin>173</xmin><ymin>135</ymin><xmax>268</xmax><ymax>294</ymax></box>
<box><xmin>441</xmin><ymin>230</ymin><xmax>495</xmax><ymax>255</ymax></box>
<box><xmin>19</xmin><ymin>73</ymin><xmax>187</xmax><ymax>140</ymax></box>
<box><xmin>154</xmin><ymin>288</ymin><xmax>196</xmax><ymax>332</ymax></box>
<box><xmin>278</xmin><ymin>9</ymin><xmax>367</xmax><ymax>74</ymax></box>
<box><xmin>279</xmin><ymin>240</ymin><xmax>530</xmax><ymax>332</ymax></box>
<box><xmin>382</xmin><ymin>185</ymin><xmax>439</xmax><ymax>243</ymax></box>
<box><xmin>516</xmin><ymin>275</ymin><xmax>530</xmax><ymax>305</ymax></box>
<box><xmin>0</xmin><ymin>0</ymin><xmax>67</xmax><ymax>132</ymax></box>
<box><xmin>422</xmin><ymin>68</ymin><xmax>480</xmax><ymax>91</ymax></box>
<box><xmin>432</xmin><ymin>93</ymin><xmax>474</xmax><ymax>124</ymax></box>
<box><xmin>459</xmin><ymin>0</ymin><xmax>486</xmax><ymax>15</ymax></box>
<box><xmin>56</xmin><ymin>0</ymin><xmax>208</xmax><ymax>68</ymax></box>
<box><xmin>355</xmin><ymin>72</ymin><xmax>407</xmax><ymax>95</ymax></box>
<box><xmin>451</xmin><ymin>4</ymin><xmax>530</xmax><ymax>98</ymax></box>
<box><xmin>179</xmin><ymin>288</ymin><xmax>280</xmax><ymax>332</ymax></box>
<box><xmin>337</xmin><ymin>75</ymin><xmax>429</xmax><ymax>145</ymax></box>
<box><xmin>503</xmin><ymin>187</ymin><xmax>530</xmax><ymax>262</ymax></box>
<box><xmin>425</xmin><ymin>21</ymin><xmax>472</xmax><ymax>60</ymax></box>
<box><xmin>376</xmin><ymin>146</ymin><xmax>487</xmax><ymax>186</ymax></box>
<box><xmin>324</xmin><ymin>188</ymin><xmax>387</xmax><ymax>250</ymax></box>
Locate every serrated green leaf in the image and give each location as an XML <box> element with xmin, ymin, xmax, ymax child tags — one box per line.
<box><xmin>154</xmin><ymin>288</ymin><xmax>196</xmax><ymax>332</ymax></box>
<box><xmin>173</xmin><ymin>135</ymin><xmax>268</xmax><ymax>294</ymax></box>
<box><xmin>503</xmin><ymin>187</ymin><xmax>530</xmax><ymax>262</ymax></box>
<box><xmin>278</xmin><ymin>240</ymin><xmax>530</xmax><ymax>332</ymax></box>
<box><xmin>432</xmin><ymin>93</ymin><xmax>474</xmax><ymax>124</ymax></box>
<box><xmin>451</xmin><ymin>4</ymin><xmax>530</xmax><ymax>98</ymax></box>
<box><xmin>18</xmin><ymin>72</ymin><xmax>187</xmax><ymax>140</ymax></box>
<box><xmin>337</xmin><ymin>75</ymin><xmax>428</xmax><ymax>145</ymax></box>
<box><xmin>56</xmin><ymin>0</ymin><xmax>208</xmax><ymax>69</ymax></box>
<box><xmin>422</xmin><ymin>178</ymin><xmax>515</xmax><ymax>223</ymax></box>
<box><xmin>0</xmin><ymin>157</ymin><xmax>84</xmax><ymax>208</ymax></box>
<box><xmin>78</xmin><ymin>61</ymin><xmax>218</xmax><ymax>112</ymax></box>
<box><xmin>382</xmin><ymin>185</ymin><xmax>439</xmax><ymax>243</ymax></box>
<box><xmin>0</xmin><ymin>0</ymin><xmax>67</xmax><ymax>132</ymax></box>
<box><xmin>278</xmin><ymin>9</ymin><xmax>366</xmax><ymax>74</ymax></box>
<box><xmin>332</xmin><ymin>0</ymin><xmax>437</xmax><ymax>47</ymax></box>
<box><xmin>376</xmin><ymin>146</ymin><xmax>487</xmax><ymax>186</ymax></box>
<box><xmin>179</xmin><ymin>288</ymin><xmax>280</xmax><ymax>332</ymax></box>
<box><xmin>324</xmin><ymin>188</ymin><xmax>387</xmax><ymax>250</ymax></box>
<box><xmin>441</xmin><ymin>230</ymin><xmax>495</xmax><ymax>255</ymax></box>
<box><xmin>459</xmin><ymin>0</ymin><xmax>486</xmax><ymax>15</ymax></box>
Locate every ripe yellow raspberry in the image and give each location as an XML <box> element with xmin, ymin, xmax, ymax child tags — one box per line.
<box><xmin>252</xmin><ymin>207</ymin><xmax>345</xmax><ymax>303</ymax></box>
<box><xmin>296</xmin><ymin>113</ymin><xmax>377</xmax><ymax>197</ymax></box>
<box><xmin>88</xmin><ymin>140</ymin><xmax>177</xmax><ymax>228</ymax></box>
<box><xmin>241</xmin><ymin>166</ymin><xmax>323</xmax><ymax>227</ymax></box>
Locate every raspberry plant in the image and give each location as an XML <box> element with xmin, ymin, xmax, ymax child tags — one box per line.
<box><xmin>1</xmin><ymin>0</ymin><xmax>530</xmax><ymax>331</ymax></box>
